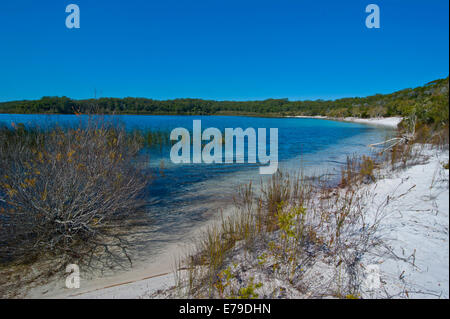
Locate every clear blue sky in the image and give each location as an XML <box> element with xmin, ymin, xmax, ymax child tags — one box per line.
<box><xmin>0</xmin><ymin>0</ymin><xmax>448</xmax><ymax>102</ymax></box>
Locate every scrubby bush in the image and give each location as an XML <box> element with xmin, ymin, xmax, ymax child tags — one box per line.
<box><xmin>359</xmin><ymin>156</ymin><xmax>375</xmax><ymax>183</ymax></box>
<box><xmin>0</xmin><ymin>120</ymin><xmax>148</xmax><ymax>266</ymax></box>
<box><xmin>174</xmin><ymin>167</ymin><xmax>383</xmax><ymax>298</ymax></box>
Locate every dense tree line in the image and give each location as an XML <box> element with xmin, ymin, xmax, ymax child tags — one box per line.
<box><xmin>1</xmin><ymin>77</ymin><xmax>448</xmax><ymax>127</ymax></box>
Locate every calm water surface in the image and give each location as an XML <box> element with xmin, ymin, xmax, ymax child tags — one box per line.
<box><xmin>0</xmin><ymin>114</ymin><xmax>395</xmax><ymax>263</ymax></box>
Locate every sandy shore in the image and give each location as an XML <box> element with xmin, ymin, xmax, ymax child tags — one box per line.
<box><xmin>24</xmin><ymin>200</ymin><xmax>239</xmax><ymax>299</ymax></box>
<box><xmin>55</xmin><ymin>145</ymin><xmax>448</xmax><ymax>299</ymax></box>
<box><xmin>24</xmin><ymin>116</ymin><xmax>449</xmax><ymax>299</ymax></box>
<box><xmin>361</xmin><ymin>146</ymin><xmax>449</xmax><ymax>298</ymax></box>
<box><xmin>27</xmin><ymin>241</ymin><xmax>183</xmax><ymax>299</ymax></box>
<box><xmin>290</xmin><ymin>116</ymin><xmax>403</xmax><ymax>128</ymax></box>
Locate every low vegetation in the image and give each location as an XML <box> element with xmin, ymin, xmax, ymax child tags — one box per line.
<box><xmin>164</xmin><ymin>111</ymin><xmax>449</xmax><ymax>299</ymax></box>
<box><xmin>0</xmin><ymin>120</ymin><xmax>151</xmax><ymax>296</ymax></box>
<box><xmin>0</xmin><ymin>76</ymin><xmax>447</xmax><ymax>298</ymax></box>
<box><xmin>168</xmin><ymin>168</ymin><xmax>380</xmax><ymax>298</ymax></box>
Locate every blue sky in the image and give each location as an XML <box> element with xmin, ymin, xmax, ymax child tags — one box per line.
<box><xmin>0</xmin><ymin>0</ymin><xmax>448</xmax><ymax>102</ymax></box>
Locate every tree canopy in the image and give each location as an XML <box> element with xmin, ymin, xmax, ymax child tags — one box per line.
<box><xmin>1</xmin><ymin>77</ymin><xmax>448</xmax><ymax>127</ymax></box>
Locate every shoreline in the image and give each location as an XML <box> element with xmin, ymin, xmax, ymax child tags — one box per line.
<box><xmin>21</xmin><ymin>116</ymin><xmax>405</xmax><ymax>299</ymax></box>
<box><xmin>288</xmin><ymin>115</ymin><xmax>403</xmax><ymax>128</ymax></box>
<box><xmin>7</xmin><ymin>115</ymin><xmax>448</xmax><ymax>299</ymax></box>
<box><xmin>24</xmin><ymin>200</ymin><xmax>240</xmax><ymax>299</ymax></box>
<box><xmin>60</xmin><ymin>145</ymin><xmax>448</xmax><ymax>299</ymax></box>
<box><xmin>2</xmin><ymin>115</ymin><xmax>396</xmax><ymax>299</ymax></box>
<box><xmin>1</xmin><ymin>112</ymin><xmax>403</xmax><ymax>127</ymax></box>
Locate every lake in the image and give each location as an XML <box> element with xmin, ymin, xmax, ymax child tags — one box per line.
<box><xmin>0</xmin><ymin>114</ymin><xmax>395</xmax><ymax>264</ymax></box>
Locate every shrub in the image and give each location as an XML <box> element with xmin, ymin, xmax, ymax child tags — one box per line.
<box><xmin>338</xmin><ymin>156</ymin><xmax>358</xmax><ymax>188</ymax></box>
<box><xmin>359</xmin><ymin>156</ymin><xmax>375</xmax><ymax>183</ymax></box>
<box><xmin>236</xmin><ymin>277</ymin><xmax>262</xmax><ymax>299</ymax></box>
<box><xmin>0</xmin><ymin>121</ymin><xmax>148</xmax><ymax>266</ymax></box>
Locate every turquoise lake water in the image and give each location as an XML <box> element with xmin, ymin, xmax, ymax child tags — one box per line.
<box><xmin>0</xmin><ymin>114</ymin><xmax>394</xmax><ymax>261</ymax></box>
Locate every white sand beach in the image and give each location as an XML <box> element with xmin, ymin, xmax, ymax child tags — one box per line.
<box><xmin>48</xmin><ymin>145</ymin><xmax>448</xmax><ymax>299</ymax></box>
<box><xmin>290</xmin><ymin>116</ymin><xmax>403</xmax><ymax>128</ymax></box>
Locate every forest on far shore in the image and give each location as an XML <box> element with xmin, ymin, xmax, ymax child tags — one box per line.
<box><xmin>1</xmin><ymin>77</ymin><xmax>448</xmax><ymax>128</ymax></box>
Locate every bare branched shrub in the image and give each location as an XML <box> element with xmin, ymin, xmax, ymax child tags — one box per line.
<box><xmin>0</xmin><ymin>120</ymin><xmax>148</xmax><ymax>268</ymax></box>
